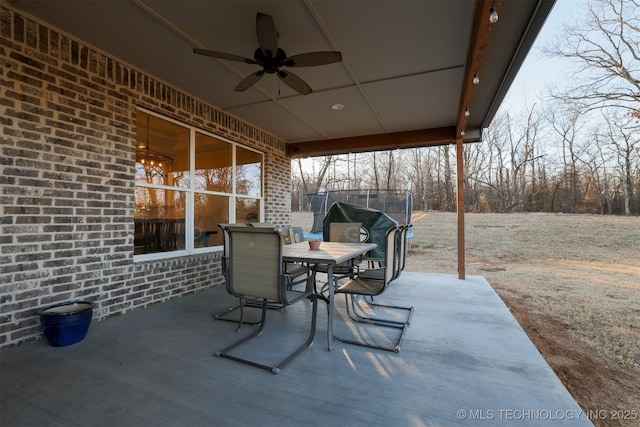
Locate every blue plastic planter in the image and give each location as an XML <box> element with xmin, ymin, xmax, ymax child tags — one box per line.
<box><xmin>38</xmin><ymin>301</ymin><xmax>94</xmax><ymax>347</ymax></box>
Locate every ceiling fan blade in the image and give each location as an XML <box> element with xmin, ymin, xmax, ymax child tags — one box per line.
<box><xmin>256</xmin><ymin>13</ymin><xmax>278</xmax><ymax>56</ymax></box>
<box><xmin>193</xmin><ymin>48</ymin><xmax>257</xmax><ymax>64</ymax></box>
<box><xmin>234</xmin><ymin>71</ymin><xmax>265</xmax><ymax>92</ymax></box>
<box><xmin>283</xmin><ymin>51</ymin><xmax>342</xmax><ymax>67</ymax></box>
<box><xmin>277</xmin><ymin>70</ymin><xmax>312</xmax><ymax>95</ymax></box>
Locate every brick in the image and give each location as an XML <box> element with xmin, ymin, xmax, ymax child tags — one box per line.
<box><xmin>8</xmin><ymin>70</ymin><xmax>43</xmax><ymax>88</ymax></box>
<box><xmin>1</xmin><ymin>7</ymin><xmax>290</xmax><ymax>348</ymax></box>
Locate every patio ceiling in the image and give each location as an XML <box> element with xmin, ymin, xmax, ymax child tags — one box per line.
<box><xmin>7</xmin><ymin>0</ymin><xmax>555</xmax><ymax>158</ymax></box>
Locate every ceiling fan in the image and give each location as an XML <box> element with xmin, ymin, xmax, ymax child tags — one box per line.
<box><xmin>194</xmin><ymin>12</ymin><xmax>342</xmax><ymax>95</ymax></box>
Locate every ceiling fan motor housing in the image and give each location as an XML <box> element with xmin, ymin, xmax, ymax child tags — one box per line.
<box><xmin>254</xmin><ymin>47</ymin><xmax>287</xmax><ymax>74</ymax></box>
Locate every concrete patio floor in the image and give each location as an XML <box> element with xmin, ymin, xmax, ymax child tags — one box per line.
<box><xmin>1</xmin><ymin>272</ymin><xmax>592</xmax><ymax>426</ymax></box>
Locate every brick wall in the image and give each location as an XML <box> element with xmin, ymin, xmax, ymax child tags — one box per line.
<box><xmin>0</xmin><ymin>6</ymin><xmax>292</xmax><ymax>348</ymax></box>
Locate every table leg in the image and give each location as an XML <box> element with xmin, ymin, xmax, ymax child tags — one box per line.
<box><xmin>327</xmin><ymin>264</ymin><xmax>334</xmax><ymax>351</ymax></box>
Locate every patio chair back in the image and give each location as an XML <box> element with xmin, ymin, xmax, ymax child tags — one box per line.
<box><xmin>383</xmin><ymin>226</ymin><xmax>399</xmax><ymax>285</ymax></box>
<box><xmin>393</xmin><ymin>225</ymin><xmax>409</xmax><ymax>281</ymax></box>
<box><xmin>401</xmin><ymin>224</ymin><xmax>411</xmax><ymax>272</ymax></box>
<box><xmin>227</xmin><ymin>226</ymin><xmax>283</xmax><ymax>302</ymax></box>
<box><xmin>315</xmin><ymin>222</ymin><xmax>365</xmax><ymax>278</ymax></box>
<box><xmin>329</xmin><ymin>222</ymin><xmax>363</xmax><ymax>242</ymax></box>
<box><xmin>218</xmin><ymin>223</ymin><xmax>247</xmax><ymax>283</ymax></box>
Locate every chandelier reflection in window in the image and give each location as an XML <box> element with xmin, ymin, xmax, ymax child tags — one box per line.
<box><xmin>137</xmin><ymin>115</ymin><xmax>173</xmax><ymax>180</ymax></box>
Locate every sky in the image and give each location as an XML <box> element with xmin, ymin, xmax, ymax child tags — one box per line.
<box><xmin>499</xmin><ymin>0</ymin><xmax>581</xmax><ymax>113</ymax></box>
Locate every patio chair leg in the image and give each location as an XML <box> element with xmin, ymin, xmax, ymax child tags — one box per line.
<box><xmin>215</xmin><ymin>296</ymin><xmax>318</xmax><ymax>374</ymax></box>
<box><xmin>332</xmin><ymin>328</ymin><xmax>406</xmax><ymax>353</ymax></box>
<box><xmin>213</xmin><ymin>298</ymin><xmax>261</xmax><ymax>326</ymax></box>
<box><xmin>331</xmin><ymin>295</ymin><xmax>407</xmax><ymax>352</ymax></box>
<box><xmin>213</xmin><ymin>298</ymin><xmax>285</xmax><ymax>326</ymax></box>
<box><xmin>271</xmin><ymin>294</ymin><xmax>317</xmax><ymax>374</ymax></box>
<box><xmin>215</xmin><ymin>300</ymin><xmax>267</xmax><ymax>352</ymax></box>
<box><xmin>333</xmin><ymin>294</ymin><xmax>407</xmax><ymax>353</ymax></box>
<box><xmin>348</xmin><ymin>295</ymin><xmax>414</xmax><ymax>327</ymax></box>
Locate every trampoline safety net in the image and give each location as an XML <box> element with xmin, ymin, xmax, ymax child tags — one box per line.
<box><xmin>307</xmin><ymin>189</ymin><xmax>412</xmax><ymax>234</ymax></box>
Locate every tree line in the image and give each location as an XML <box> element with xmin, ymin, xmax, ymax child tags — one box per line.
<box><xmin>292</xmin><ymin>0</ymin><xmax>639</xmax><ymax>216</ymax></box>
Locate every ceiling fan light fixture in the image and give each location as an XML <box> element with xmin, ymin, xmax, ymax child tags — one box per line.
<box><xmin>489</xmin><ymin>6</ymin><xmax>499</xmax><ymax>24</ymax></box>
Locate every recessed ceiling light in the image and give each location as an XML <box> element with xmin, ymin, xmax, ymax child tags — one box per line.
<box><xmin>331</xmin><ymin>104</ymin><xmax>344</xmax><ymax>110</ymax></box>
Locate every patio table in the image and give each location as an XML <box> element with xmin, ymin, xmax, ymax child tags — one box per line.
<box><xmin>282</xmin><ymin>241</ymin><xmax>377</xmax><ymax>351</ymax></box>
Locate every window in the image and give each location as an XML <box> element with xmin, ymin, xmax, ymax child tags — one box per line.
<box><xmin>134</xmin><ymin>110</ymin><xmax>263</xmax><ymax>258</ymax></box>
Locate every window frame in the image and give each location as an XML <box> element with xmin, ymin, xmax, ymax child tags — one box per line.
<box><xmin>134</xmin><ymin>108</ymin><xmax>264</xmax><ymax>262</ymax></box>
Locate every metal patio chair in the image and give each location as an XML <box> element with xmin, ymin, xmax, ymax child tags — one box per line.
<box><xmin>314</xmin><ymin>222</ymin><xmax>365</xmax><ymax>297</ymax></box>
<box><xmin>333</xmin><ymin>225</ymin><xmax>412</xmax><ymax>352</ymax></box>
<box><xmin>356</xmin><ymin>224</ymin><xmax>414</xmax><ymax>326</ymax></box>
<box><xmin>215</xmin><ymin>226</ymin><xmax>317</xmax><ymax>374</ymax></box>
<box><xmin>359</xmin><ymin>223</ymin><xmax>409</xmax><ymax>281</ymax></box>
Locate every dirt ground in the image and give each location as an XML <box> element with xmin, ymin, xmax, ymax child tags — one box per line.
<box><xmin>407</xmin><ymin>212</ymin><xmax>640</xmax><ymax>427</ymax></box>
<box><xmin>292</xmin><ymin>211</ymin><xmax>640</xmax><ymax>426</ymax></box>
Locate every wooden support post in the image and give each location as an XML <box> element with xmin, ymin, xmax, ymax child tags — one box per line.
<box><xmin>455</xmin><ymin>138</ymin><xmax>465</xmax><ymax>279</ymax></box>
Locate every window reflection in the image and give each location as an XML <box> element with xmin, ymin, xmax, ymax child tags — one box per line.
<box><xmin>136</xmin><ymin>112</ymin><xmax>189</xmax><ymax>187</ymax></box>
<box><xmin>195</xmin><ymin>132</ymin><xmax>232</xmax><ymax>193</ymax></box>
<box><xmin>135</xmin><ymin>110</ymin><xmax>264</xmax><ymax>257</ymax></box>
<box><xmin>134</xmin><ymin>187</ymin><xmax>186</xmax><ymax>254</ymax></box>
<box><xmin>194</xmin><ymin>193</ymin><xmax>229</xmax><ymax>248</ymax></box>
<box><xmin>236</xmin><ymin>147</ymin><xmax>262</xmax><ymax>197</ymax></box>
<box><xmin>237</xmin><ymin>198</ymin><xmax>261</xmax><ymax>224</ymax></box>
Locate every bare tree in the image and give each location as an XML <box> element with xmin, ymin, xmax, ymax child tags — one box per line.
<box><xmin>466</xmin><ymin>113</ymin><xmax>509</xmax><ymax>212</ymax></box>
<box><xmin>546</xmin><ymin>0</ymin><xmax>640</xmax><ymax>114</ymax></box>
<box><xmin>540</xmin><ymin>0</ymin><xmax>640</xmax><ymax>214</ymax></box>
<box><xmin>548</xmin><ymin>106</ymin><xmax>586</xmax><ymax>212</ymax></box>
<box><xmin>292</xmin><ymin>156</ymin><xmax>335</xmax><ymax>209</ymax></box>
<box><xmin>443</xmin><ymin>145</ymin><xmax>454</xmax><ymax>211</ymax></box>
<box><xmin>371</xmin><ymin>152</ymin><xmax>380</xmax><ymax>189</ymax></box>
<box><xmin>601</xmin><ymin>110</ymin><xmax>640</xmax><ymax>214</ymax></box>
<box><xmin>406</xmin><ymin>148</ymin><xmax>432</xmax><ymax>210</ymax></box>
<box><xmin>297</xmin><ymin>157</ymin><xmax>335</xmax><ymax>193</ymax></box>
<box><xmin>582</xmin><ymin>129</ymin><xmax>615</xmax><ymax>214</ymax></box>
